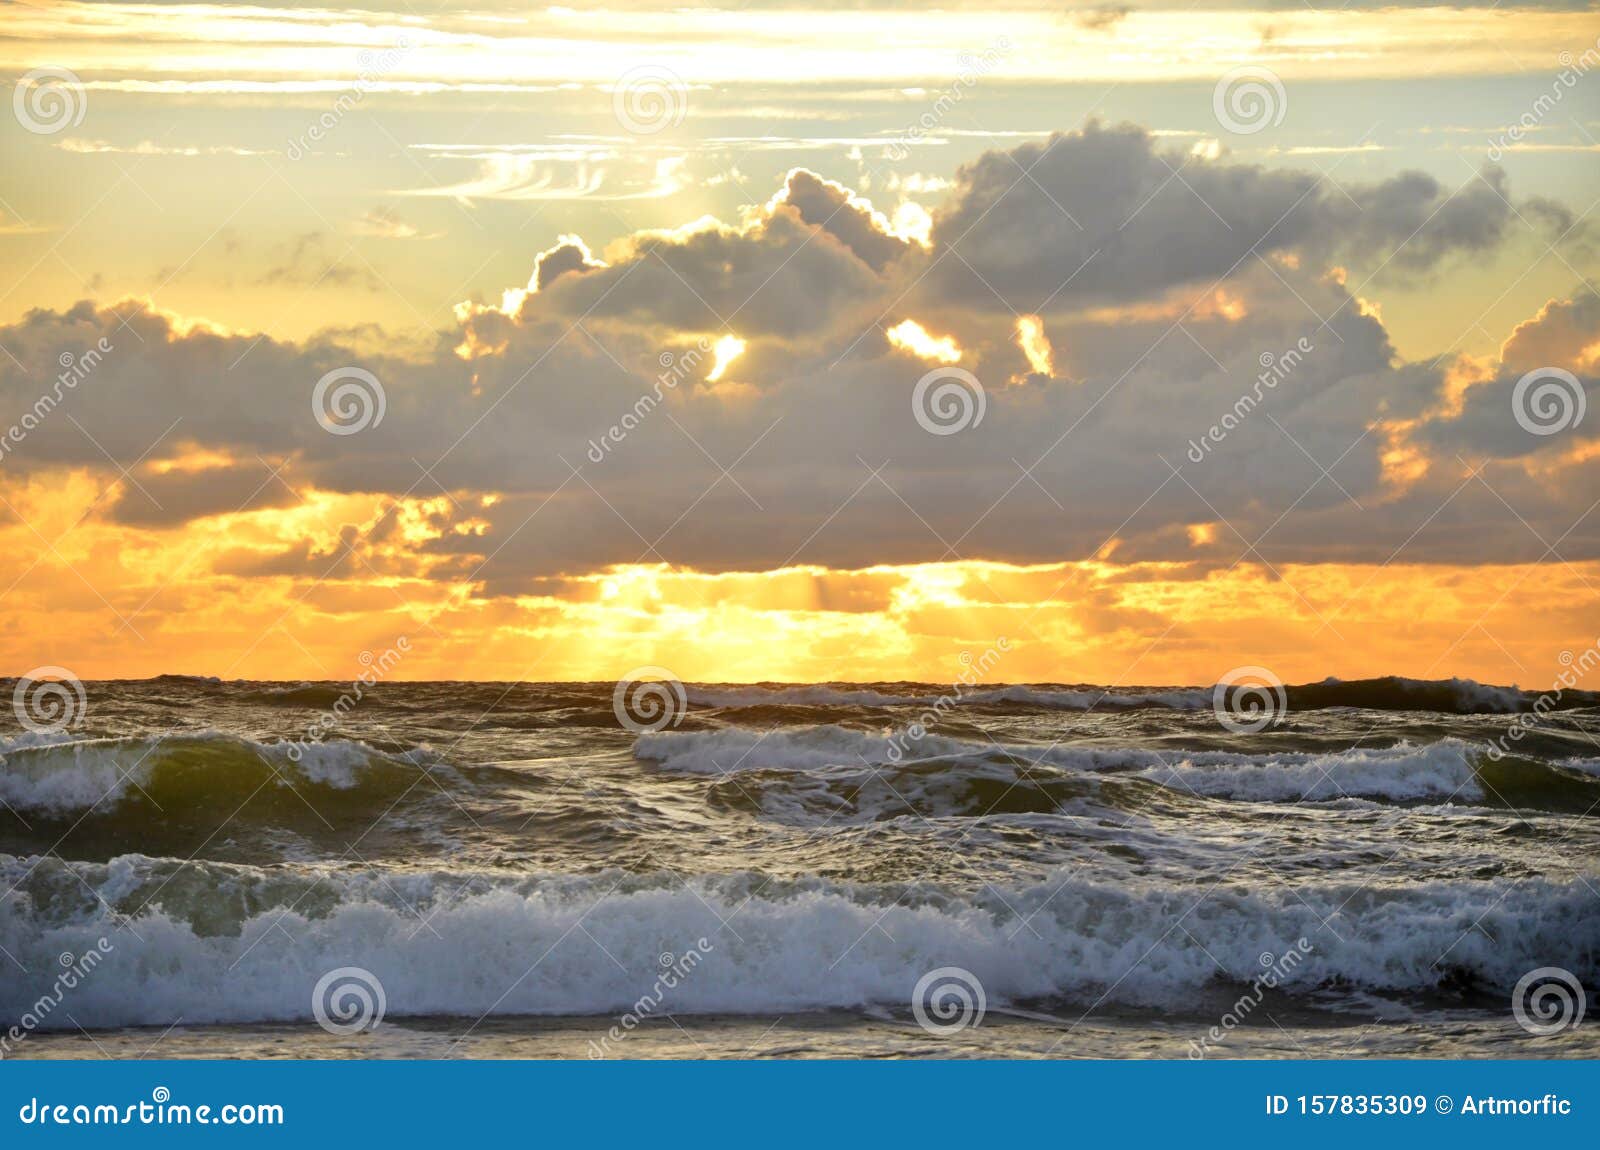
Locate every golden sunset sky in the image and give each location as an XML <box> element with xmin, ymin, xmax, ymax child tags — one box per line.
<box><xmin>0</xmin><ymin>0</ymin><xmax>1597</xmax><ymax>686</ymax></box>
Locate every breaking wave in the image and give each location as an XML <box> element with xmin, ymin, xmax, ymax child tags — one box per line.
<box><xmin>636</xmin><ymin>726</ymin><xmax>1600</xmax><ymax>812</ymax></box>
<box><xmin>3</xmin><ymin>855</ymin><xmax>1594</xmax><ymax>1029</ymax></box>
<box><xmin>0</xmin><ymin>730</ymin><xmax>444</xmax><ymax>818</ymax></box>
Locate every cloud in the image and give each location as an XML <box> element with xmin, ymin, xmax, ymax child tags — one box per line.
<box><xmin>531</xmin><ymin>235</ymin><xmax>608</xmax><ymax>292</ymax></box>
<box><xmin>105</xmin><ymin>458</ymin><xmax>302</xmax><ymax>527</ymax></box>
<box><xmin>259</xmin><ymin>232</ymin><xmax>385</xmax><ymax>292</ymax></box>
<box><xmin>349</xmin><ymin>207</ymin><xmax>438</xmax><ymax>240</ymax></box>
<box><xmin>925</xmin><ymin>123</ymin><xmax>1548</xmax><ymax>314</ymax></box>
<box><xmin>1502</xmin><ymin>292</ymin><xmax>1600</xmax><ymax>373</ymax></box>
<box><xmin>773</xmin><ymin>168</ymin><xmax>919</xmax><ymax>272</ymax></box>
<box><xmin>1</xmin><ymin>125</ymin><xmax>1595</xmax><ymax>599</ymax></box>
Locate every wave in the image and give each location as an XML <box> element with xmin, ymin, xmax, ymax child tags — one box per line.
<box><xmin>687</xmin><ymin>683</ymin><xmax>1209</xmax><ymax>711</ymax></box>
<box><xmin>686</xmin><ymin>676</ymin><xmax>1599</xmax><ymax>715</ymax></box>
<box><xmin>1285</xmin><ymin>676</ymin><xmax>1555</xmax><ymax>714</ymax></box>
<box><xmin>634</xmin><ymin>724</ymin><xmax>1155</xmax><ymax>775</ymax></box>
<box><xmin>3</xmin><ymin>855</ymin><xmax>1595</xmax><ymax>1028</ymax></box>
<box><xmin>636</xmin><ymin>726</ymin><xmax>1600</xmax><ymax>812</ymax></box>
<box><xmin>0</xmin><ymin>730</ymin><xmax>443</xmax><ymax>817</ymax></box>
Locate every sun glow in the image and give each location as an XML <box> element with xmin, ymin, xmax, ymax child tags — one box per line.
<box><xmin>886</xmin><ymin>319</ymin><xmax>962</xmax><ymax>364</ymax></box>
<box><xmin>707</xmin><ymin>335</ymin><xmax>748</xmax><ymax>382</ymax></box>
<box><xmin>1015</xmin><ymin>315</ymin><xmax>1055</xmax><ymax>377</ymax></box>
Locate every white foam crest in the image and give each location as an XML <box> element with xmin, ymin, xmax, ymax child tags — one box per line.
<box><xmin>3</xmin><ymin>858</ymin><xmax>1594</xmax><ymax>1028</ymax></box>
<box><xmin>687</xmin><ymin>685</ymin><xmax>934</xmax><ymax>707</ymax></box>
<box><xmin>1136</xmin><ymin>740</ymin><xmax>1485</xmax><ymax>803</ymax></box>
<box><xmin>0</xmin><ymin>736</ymin><xmax>137</xmax><ymax>816</ymax></box>
<box><xmin>685</xmin><ymin>683</ymin><xmax>1208</xmax><ymax>710</ymax></box>
<box><xmin>633</xmin><ymin>724</ymin><xmax>1146</xmax><ymax>775</ymax></box>
<box><xmin>963</xmin><ymin>685</ymin><xmax>1209</xmax><ymax>709</ymax></box>
<box><xmin>0</xmin><ymin>731</ymin><xmax>409</xmax><ymax>815</ymax></box>
<box><xmin>1420</xmin><ymin>676</ymin><xmax>1528</xmax><ymax>713</ymax></box>
<box><xmin>634</xmin><ymin>726</ymin><xmax>1500</xmax><ymax>801</ymax></box>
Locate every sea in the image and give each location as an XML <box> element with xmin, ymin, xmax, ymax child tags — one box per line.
<box><xmin>2</xmin><ymin>674</ymin><xmax>1597</xmax><ymax>1059</ymax></box>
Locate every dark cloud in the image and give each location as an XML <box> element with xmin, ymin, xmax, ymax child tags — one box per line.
<box><xmin>2</xmin><ymin>125</ymin><xmax>1595</xmax><ymax>592</ymax></box>
<box><xmin>775</xmin><ymin>168</ymin><xmax>915</xmax><ymax>273</ymax></box>
<box><xmin>106</xmin><ymin>461</ymin><xmax>302</xmax><ymax>527</ymax></box>
<box><xmin>926</xmin><ymin>124</ymin><xmax>1547</xmax><ymax>314</ymax></box>
<box><xmin>509</xmin><ymin>206</ymin><xmax>892</xmax><ymax>340</ymax></box>
<box><xmin>531</xmin><ymin>236</ymin><xmax>606</xmax><ymax>292</ymax></box>
<box><xmin>1502</xmin><ymin>291</ymin><xmax>1600</xmax><ymax>372</ymax></box>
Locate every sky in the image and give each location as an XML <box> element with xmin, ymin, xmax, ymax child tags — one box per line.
<box><xmin>0</xmin><ymin>0</ymin><xmax>1597</xmax><ymax>686</ymax></box>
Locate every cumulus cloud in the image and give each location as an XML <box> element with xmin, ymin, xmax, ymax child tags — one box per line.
<box><xmin>925</xmin><ymin>123</ymin><xmax>1550</xmax><ymax>313</ymax></box>
<box><xmin>531</xmin><ymin>235</ymin><xmax>608</xmax><ymax>292</ymax></box>
<box><xmin>2</xmin><ymin>123</ymin><xmax>1595</xmax><ymax>598</ymax></box>
<box><xmin>1501</xmin><ymin>291</ymin><xmax>1600</xmax><ymax>372</ymax></box>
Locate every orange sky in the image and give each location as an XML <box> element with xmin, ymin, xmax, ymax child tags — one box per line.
<box><xmin>1</xmin><ymin>463</ymin><xmax>1594</xmax><ymax>686</ymax></box>
<box><xmin>2</xmin><ymin>3</ymin><xmax>1597</xmax><ymax>686</ymax></box>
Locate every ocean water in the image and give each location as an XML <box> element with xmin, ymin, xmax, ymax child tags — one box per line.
<box><xmin>2</xmin><ymin>675</ymin><xmax>1598</xmax><ymax>1060</ymax></box>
